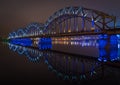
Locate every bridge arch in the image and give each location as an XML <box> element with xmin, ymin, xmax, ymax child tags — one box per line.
<box><xmin>8</xmin><ymin>33</ymin><xmax>13</xmax><ymax>39</ymax></box>
<box><xmin>44</xmin><ymin>6</ymin><xmax>116</xmax><ymax>34</ymax></box>
<box><xmin>25</xmin><ymin>48</ymin><xmax>43</xmax><ymax>62</ymax></box>
<box><xmin>26</xmin><ymin>22</ymin><xmax>45</xmax><ymax>36</ymax></box>
<box><xmin>11</xmin><ymin>32</ymin><xmax>17</xmax><ymax>38</ymax></box>
<box><xmin>44</xmin><ymin>51</ymin><xmax>102</xmax><ymax>81</ymax></box>
<box><xmin>17</xmin><ymin>28</ymin><xmax>26</xmax><ymax>37</ymax></box>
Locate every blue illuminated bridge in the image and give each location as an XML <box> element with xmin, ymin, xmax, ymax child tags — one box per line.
<box><xmin>8</xmin><ymin>6</ymin><xmax>120</xmax><ymax>50</ymax></box>
<box><xmin>8</xmin><ymin>6</ymin><xmax>120</xmax><ymax>39</ymax></box>
<box><xmin>5</xmin><ymin>6</ymin><xmax>120</xmax><ymax>84</ymax></box>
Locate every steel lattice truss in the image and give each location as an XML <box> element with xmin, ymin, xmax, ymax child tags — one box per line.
<box><xmin>8</xmin><ymin>43</ymin><xmax>42</xmax><ymax>62</ymax></box>
<box><xmin>44</xmin><ymin>6</ymin><xmax>116</xmax><ymax>34</ymax></box>
<box><xmin>8</xmin><ymin>6</ymin><xmax>116</xmax><ymax>39</ymax></box>
<box><xmin>8</xmin><ymin>22</ymin><xmax>44</xmax><ymax>39</ymax></box>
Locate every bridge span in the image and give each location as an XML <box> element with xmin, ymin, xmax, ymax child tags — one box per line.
<box><xmin>8</xmin><ymin>28</ymin><xmax>120</xmax><ymax>39</ymax></box>
<box><xmin>8</xmin><ymin>6</ymin><xmax>119</xmax><ymax>39</ymax></box>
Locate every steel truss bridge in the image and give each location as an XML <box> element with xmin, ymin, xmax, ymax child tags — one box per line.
<box><xmin>8</xmin><ymin>6</ymin><xmax>119</xmax><ymax>39</ymax></box>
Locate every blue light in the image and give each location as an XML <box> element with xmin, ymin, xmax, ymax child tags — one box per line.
<box><xmin>109</xmin><ymin>35</ymin><xmax>118</xmax><ymax>61</ymax></box>
<box><xmin>110</xmin><ymin>46</ymin><xmax>118</xmax><ymax>61</ymax></box>
<box><xmin>91</xmin><ymin>19</ymin><xmax>94</xmax><ymax>27</ymax></box>
<box><xmin>110</xmin><ymin>35</ymin><xmax>118</xmax><ymax>45</ymax></box>
<box><xmin>98</xmin><ymin>34</ymin><xmax>118</xmax><ymax>62</ymax></box>
<box><xmin>99</xmin><ymin>39</ymin><xmax>107</xmax><ymax>48</ymax></box>
<box><xmin>17</xmin><ymin>48</ymin><xmax>25</xmax><ymax>55</ymax></box>
<box><xmin>82</xmin><ymin>16</ymin><xmax>85</xmax><ymax>30</ymax></box>
<box><xmin>98</xmin><ymin>36</ymin><xmax>110</xmax><ymax>62</ymax></box>
<box><xmin>99</xmin><ymin>34</ymin><xmax>108</xmax><ymax>39</ymax></box>
<box><xmin>38</xmin><ymin>38</ymin><xmax>52</xmax><ymax>50</ymax></box>
<box><xmin>9</xmin><ymin>38</ymin><xmax>32</xmax><ymax>46</ymax></box>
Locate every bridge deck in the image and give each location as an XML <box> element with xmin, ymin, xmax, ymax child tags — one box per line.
<box><xmin>11</xmin><ymin>28</ymin><xmax>120</xmax><ymax>39</ymax></box>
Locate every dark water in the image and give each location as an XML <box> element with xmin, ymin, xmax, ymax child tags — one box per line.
<box><xmin>0</xmin><ymin>35</ymin><xmax>120</xmax><ymax>85</ymax></box>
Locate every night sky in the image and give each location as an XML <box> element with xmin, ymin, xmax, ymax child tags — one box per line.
<box><xmin>0</xmin><ymin>0</ymin><xmax>120</xmax><ymax>37</ymax></box>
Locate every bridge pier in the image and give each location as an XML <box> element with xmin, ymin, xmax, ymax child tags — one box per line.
<box><xmin>98</xmin><ymin>34</ymin><xmax>118</xmax><ymax>62</ymax></box>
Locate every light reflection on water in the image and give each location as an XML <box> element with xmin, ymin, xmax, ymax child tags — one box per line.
<box><xmin>8</xmin><ymin>43</ymin><xmax>102</xmax><ymax>82</ymax></box>
<box><xmin>9</xmin><ymin>35</ymin><xmax>120</xmax><ymax>62</ymax></box>
<box><xmin>52</xmin><ymin>35</ymin><xmax>99</xmax><ymax>47</ymax></box>
<box><xmin>8</xmin><ymin>35</ymin><xmax>120</xmax><ymax>84</ymax></box>
<box><xmin>52</xmin><ymin>35</ymin><xmax>120</xmax><ymax>62</ymax></box>
<box><xmin>3</xmin><ymin>35</ymin><xmax>120</xmax><ymax>84</ymax></box>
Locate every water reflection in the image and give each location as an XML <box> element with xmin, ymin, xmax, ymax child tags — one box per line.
<box><xmin>98</xmin><ymin>35</ymin><xmax>119</xmax><ymax>62</ymax></box>
<box><xmin>44</xmin><ymin>51</ymin><xmax>101</xmax><ymax>82</ymax></box>
<box><xmin>52</xmin><ymin>36</ymin><xmax>99</xmax><ymax>47</ymax></box>
<box><xmin>9</xmin><ymin>34</ymin><xmax>120</xmax><ymax>62</ymax></box>
<box><xmin>8</xmin><ymin>43</ymin><xmax>105</xmax><ymax>83</ymax></box>
<box><xmin>52</xmin><ymin>35</ymin><xmax>120</xmax><ymax>62</ymax></box>
<box><xmin>8</xmin><ymin>43</ymin><xmax>43</xmax><ymax>62</ymax></box>
<box><xmin>3</xmin><ymin>35</ymin><xmax>120</xmax><ymax>84</ymax></box>
<box><xmin>9</xmin><ymin>38</ymin><xmax>32</xmax><ymax>46</ymax></box>
<box><xmin>7</xmin><ymin>39</ymin><xmax>120</xmax><ymax>84</ymax></box>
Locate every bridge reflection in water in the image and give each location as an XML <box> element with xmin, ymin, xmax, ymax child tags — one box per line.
<box><xmin>9</xmin><ymin>35</ymin><xmax>120</xmax><ymax>62</ymax></box>
<box><xmin>8</xmin><ymin>35</ymin><xmax>120</xmax><ymax>84</ymax></box>
<box><xmin>52</xmin><ymin>35</ymin><xmax>119</xmax><ymax>62</ymax></box>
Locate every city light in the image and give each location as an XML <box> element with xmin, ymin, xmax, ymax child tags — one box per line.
<box><xmin>52</xmin><ymin>36</ymin><xmax>99</xmax><ymax>47</ymax></box>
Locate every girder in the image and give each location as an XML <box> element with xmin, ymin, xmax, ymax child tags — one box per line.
<box><xmin>45</xmin><ymin>6</ymin><xmax>116</xmax><ymax>34</ymax></box>
<box><xmin>8</xmin><ymin>6</ymin><xmax>116</xmax><ymax>39</ymax></box>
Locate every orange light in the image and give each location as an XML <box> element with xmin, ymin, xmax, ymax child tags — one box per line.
<box><xmin>68</xmin><ymin>29</ymin><xmax>71</xmax><ymax>32</ymax></box>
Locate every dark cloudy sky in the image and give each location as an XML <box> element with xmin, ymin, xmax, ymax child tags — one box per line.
<box><xmin>0</xmin><ymin>0</ymin><xmax>120</xmax><ymax>37</ymax></box>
